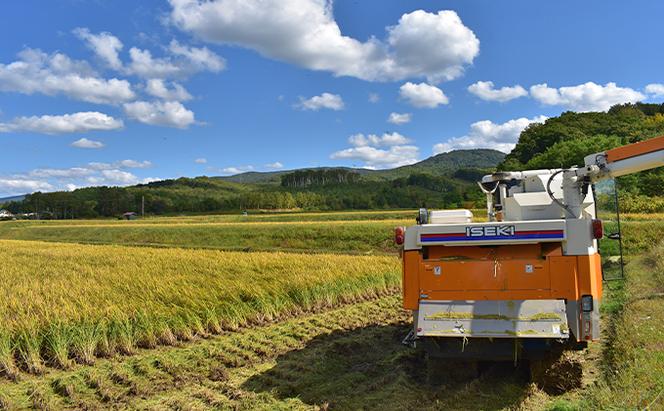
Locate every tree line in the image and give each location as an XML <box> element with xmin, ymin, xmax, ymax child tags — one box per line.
<box><xmin>280</xmin><ymin>169</ymin><xmax>361</xmax><ymax>187</ymax></box>
<box><xmin>2</xmin><ymin>173</ymin><xmax>483</xmax><ymax>218</ymax></box>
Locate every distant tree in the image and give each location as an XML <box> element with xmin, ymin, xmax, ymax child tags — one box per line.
<box><xmin>281</xmin><ymin>169</ymin><xmax>360</xmax><ymax>187</ymax></box>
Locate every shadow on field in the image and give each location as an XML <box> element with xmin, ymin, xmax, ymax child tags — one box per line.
<box><xmin>242</xmin><ymin>323</ymin><xmax>532</xmax><ymax>410</ymax></box>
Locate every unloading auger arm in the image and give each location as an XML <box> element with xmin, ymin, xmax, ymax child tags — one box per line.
<box><xmin>557</xmin><ymin>135</ymin><xmax>664</xmax><ymax>218</ymax></box>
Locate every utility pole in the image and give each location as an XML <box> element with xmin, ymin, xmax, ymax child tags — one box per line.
<box><xmin>141</xmin><ymin>195</ymin><xmax>145</xmax><ymax>217</ymax></box>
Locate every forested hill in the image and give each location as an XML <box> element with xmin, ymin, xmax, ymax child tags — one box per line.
<box><xmin>499</xmin><ymin>102</ymin><xmax>664</xmax><ymax>199</ymax></box>
<box><xmin>501</xmin><ymin>103</ymin><xmax>664</xmax><ymax>170</ymax></box>
<box><xmin>219</xmin><ymin>149</ymin><xmax>505</xmax><ymax>184</ymax></box>
<box><xmin>2</xmin><ymin>149</ymin><xmax>503</xmax><ymax>217</ymax></box>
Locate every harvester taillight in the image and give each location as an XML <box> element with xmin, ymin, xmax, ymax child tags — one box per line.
<box><xmin>591</xmin><ymin>219</ymin><xmax>603</xmax><ymax>239</ymax></box>
<box><xmin>395</xmin><ymin>226</ymin><xmax>405</xmax><ymax>245</ymax></box>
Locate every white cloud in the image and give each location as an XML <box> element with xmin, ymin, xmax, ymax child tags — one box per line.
<box><xmin>168</xmin><ymin>40</ymin><xmax>225</xmax><ymax>72</ymax></box>
<box><xmin>468</xmin><ymin>81</ymin><xmax>527</xmax><ymax>102</ymax></box>
<box><xmin>194</xmin><ymin>158</ymin><xmax>207</xmax><ymax>164</ymax></box>
<box><xmin>73</xmin><ymin>27</ymin><xmax>225</xmax><ymax>80</ymax></box>
<box><xmin>2</xmin><ymin>159</ymin><xmax>155</xmax><ymax>196</ymax></box>
<box><xmin>123</xmin><ymin>100</ymin><xmax>195</xmax><ymax>128</ymax></box>
<box><xmin>145</xmin><ymin>79</ymin><xmax>192</xmax><ymax>101</ymax></box>
<box><xmin>0</xmin><ymin>178</ymin><xmax>54</xmax><ymax>195</ymax></box>
<box><xmin>117</xmin><ymin>159</ymin><xmax>152</xmax><ymax>168</ymax></box>
<box><xmin>530</xmin><ymin>82</ymin><xmax>644</xmax><ymax>112</ymax></box>
<box><xmin>368</xmin><ymin>93</ymin><xmax>380</xmax><ymax>103</ymax></box>
<box><xmin>645</xmin><ymin>83</ymin><xmax>664</xmax><ymax>98</ymax></box>
<box><xmin>265</xmin><ymin>162</ymin><xmax>283</xmax><ymax>169</ymax></box>
<box><xmin>388</xmin><ymin>112</ymin><xmax>412</xmax><ymax>125</ymax></box>
<box><xmin>29</xmin><ymin>167</ymin><xmax>95</xmax><ymax>179</ymax></box>
<box><xmin>433</xmin><ymin>115</ymin><xmax>547</xmax><ymax>154</ymax></box>
<box><xmin>348</xmin><ymin>132</ymin><xmax>410</xmax><ymax>147</ymax></box>
<box><xmin>331</xmin><ymin>145</ymin><xmax>419</xmax><ymax>169</ymax></box>
<box><xmin>140</xmin><ymin>177</ymin><xmax>161</xmax><ymax>184</ymax></box>
<box><xmin>127</xmin><ymin>47</ymin><xmax>183</xmax><ymax>79</ymax></box>
<box><xmin>0</xmin><ymin>48</ymin><xmax>135</xmax><ymax>104</ymax></box>
<box><xmin>386</xmin><ymin>10</ymin><xmax>479</xmax><ymax>82</ymax></box>
<box><xmin>71</xmin><ymin>138</ymin><xmax>105</xmax><ymax>149</ymax></box>
<box><xmin>0</xmin><ymin>112</ymin><xmax>123</xmax><ymax>134</ymax></box>
<box><xmin>74</xmin><ymin>28</ymin><xmax>124</xmax><ymax>70</ymax></box>
<box><xmin>88</xmin><ymin>159</ymin><xmax>152</xmax><ymax>170</ymax></box>
<box><xmin>99</xmin><ymin>169</ymin><xmax>139</xmax><ymax>184</ymax></box>
<box><xmin>126</xmin><ymin>43</ymin><xmax>225</xmax><ymax>79</ymax></box>
<box><xmin>399</xmin><ymin>82</ymin><xmax>448</xmax><ymax>108</ymax></box>
<box><xmin>298</xmin><ymin>92</ymin><xmax>344</xmax><ymax>111</ymax></box>
<box><xmin>169</xmin><ymin>1</ymin><xmax>478</xmax><ymax>82</ymax></box>
<box><xmin>86</xmin><ymin>172</ymin><xmax>158</xmax><ymax>187</ymax></box>
<box><xmin>221</xmin><ymin>165</ymin><xmax>254</xmax><ymax>174</ymax></box>
<box><xmin>332</xmin><ymin>131</ymin><xmax>417</xmax><ymax>168</ymax></box>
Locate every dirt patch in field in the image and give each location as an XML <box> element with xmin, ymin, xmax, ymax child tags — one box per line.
<box><xmin>530</xmin><ymin>351</ymin><xmax>584</xmax><ymax>395</ymax></box>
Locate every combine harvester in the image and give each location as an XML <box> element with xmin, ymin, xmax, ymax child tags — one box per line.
<box><xmin>397</xmin><ymin>135</ymin><xmax>664</xmax><ymax>382</ymax></box>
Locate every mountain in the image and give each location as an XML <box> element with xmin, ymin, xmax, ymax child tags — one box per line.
<box><xmin>0</xmin><ymin>195</ymin><xmax>25</xmax><ymax>205</ymax></box>
<box><xmin>218</xmin><ymin>149</ymin><xmax>505</xmax><ymax>184</ymax></box>
<box><xmin>365</xmin><ymin>149</ymin><xmax>506</xmax><ymax>180</ymax></box>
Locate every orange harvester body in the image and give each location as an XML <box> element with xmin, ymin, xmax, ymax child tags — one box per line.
<box><xmin>399</xmin><ymin>135</ymin><xmax>664</xmax><ymax>357</ymax></box>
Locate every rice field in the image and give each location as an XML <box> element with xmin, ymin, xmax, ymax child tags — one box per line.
<box><xmin>0</xmin><ymin>239</ymin><xmax>399</xmax><ymax>378</ymax></box>
<box><xmin>1</xmin><ymin>242</ymin><xmax>661</xmax><ymax>410</ymax></box>
<box><xmin>0</xmin><ymin>210</ymin><xmax>657</xmax><ymax>256</ymax></box>
<box><xmin>0</xmin><ymin>210</ymin><xmax>428</xmax><ymax>254</ymax></box>
<box><xmin>0</xmin><ymin>220</ymin><xmax>408</xmax><ymax>254</ymax></box>
<box><xmin>4</xmin><ymin>209</ymin><xmax>423</xmax><ymax>226</ymax></box>
<box><xmin>0</xmin><ymin>208</ymin><xmax>662</xmax><ymax>410</ymax></box>
<box><xmin>0</xmin><ymin>210</ymin><xmax>412</xmax><ymax>380</ymax></box>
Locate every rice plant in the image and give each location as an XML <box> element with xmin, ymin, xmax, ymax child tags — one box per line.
<box><xmin>0</xmin><ymin>239</ymin><xmax>399</xmax><ymax>374</ymax></box>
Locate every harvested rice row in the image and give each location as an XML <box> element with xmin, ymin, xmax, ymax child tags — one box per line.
<box><xmin>0</xmin><ymin>295</ymin><xmax>408</xmax><ymax>409</ymax></box>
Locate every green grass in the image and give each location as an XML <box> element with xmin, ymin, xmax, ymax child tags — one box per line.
<box><xmin>0</xmin><ymin>219</ymin><xmax>408</xmax><ymax>254</ymax></box>
<box><xmin>535</xmin><ymin>234</ymin><xmax>664</xmax><ymax>410</ymax></box>
<box><xmin>602</xmin><ymin>220</ymin><xmax>664</xmax><ymax>256</ymax></box>
<box><xmin>0</xmin><ymin>239</ymin><xmax>400</xmax><ymax>377</ymax></box>
<box><xmin>576</xmin><ymin>243</ymin><xmax>664</xmax><ymax>409</ymax></box>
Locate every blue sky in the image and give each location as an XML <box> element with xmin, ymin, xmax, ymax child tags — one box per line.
<box><xmin>1</xmin><ymin>0</ymin><xmax>663</xmax><ymax>196</ymax></box>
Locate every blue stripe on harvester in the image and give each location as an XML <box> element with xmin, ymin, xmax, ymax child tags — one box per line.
<box><xmin>420</xmin><ymin>233</ymin><xmax>563</xmax><ymax>242</ymax></box>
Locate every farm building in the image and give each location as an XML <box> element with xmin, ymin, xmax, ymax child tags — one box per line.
<box><xmin>0</xmin><ymin>209</ymin><xmax>15</xmax><ymax>220</ymax></box>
